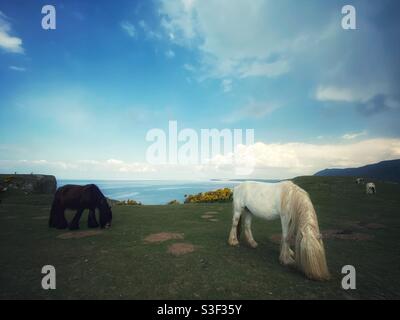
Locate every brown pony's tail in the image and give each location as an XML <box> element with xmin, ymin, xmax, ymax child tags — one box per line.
<box><xmin>236</xmin><ymin>215</ymin><xmax>243</xmax><ymax>240</ymax></box>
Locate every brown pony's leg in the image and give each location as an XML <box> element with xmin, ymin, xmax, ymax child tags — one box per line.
<box><xmin>49</xmin><ymin>200</ymin><xmax>58</xmax><ymax>228</ymax></box>
<box><xmin>55</xmin><ymin>208</ymin><xmax>68</xmax><ymax>229</ymax></box>
<box><xmin>88</xmin><ymin>209</ymin><xmax>99</xmax><ymax>228</ymax></box>
<box><xmin>69</xmin><ymin>209</ymin><xmax>84</xmax><ymax>230</ymax></box>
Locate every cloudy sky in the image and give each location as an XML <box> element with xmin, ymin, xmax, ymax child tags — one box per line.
<box><xmin>0</xmin><ymin>0</ymin><xmax>399</xmax><ymax>179</ymax></box>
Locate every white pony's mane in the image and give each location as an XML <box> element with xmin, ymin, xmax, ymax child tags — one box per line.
<box><xmin>280</xmin><ymin>181</ymin><xmax>320</xmax><ymax>241</ymax></box>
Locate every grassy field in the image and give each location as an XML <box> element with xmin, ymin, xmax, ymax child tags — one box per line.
<box><xmin>0</xmin><ymin>176</ymin><xmax>399</xmax><ymax>299</ymax></box>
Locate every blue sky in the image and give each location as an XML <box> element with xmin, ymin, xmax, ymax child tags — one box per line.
<box><xmin>0</xmin><ymin>0</ymin><xmax>400</xmax><ymax>179</ymax></box>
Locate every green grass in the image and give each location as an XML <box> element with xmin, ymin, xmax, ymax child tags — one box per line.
<box><xmin>0</xmin><ymin>176</ymin><xmax>399</xmax><ymax>299</ymax></box>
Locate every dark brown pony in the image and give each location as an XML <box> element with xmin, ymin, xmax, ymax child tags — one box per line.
<box><xmin>49</xmin><ymin>184</ymin><xmax>112</xmax><ymax>230</ymax></box>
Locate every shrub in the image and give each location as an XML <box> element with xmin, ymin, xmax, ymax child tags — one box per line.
<box><xmin>167</xmin><ymin>200</ymin><xmax>181</xmax><ymax>205</ymax></box>
<box><xmin>4</xmin><ymin>176</ymin><xmax>14</xmax><ymax>184</ymax></box>
<box><xmin>184</xmin><ymin>188</ymin><xmax>233</xmax><ymax>203</ymax></box>
<box><xmin>117</xmin><ymin>199</ymin><xmax>142</xmax><ymax>206</ymax></box>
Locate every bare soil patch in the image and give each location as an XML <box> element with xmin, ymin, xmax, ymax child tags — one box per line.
<box><xmin>57</xmin><ymin>230</ymin><xmax>103</xmax><ymax>239</ymax></box>
<box><xmin>345</xmin><ymin>221</ymin><xmax>386</xmax><ymax>230</ymax></box>
<box><xmin>322</xmin><ymin>229</ymin><xmax>374</xmax><ymax>241</ymax></box>
<box><xmin>167</xmin><ymin>242</ymin><xmax>196</xmax><ymax>256</ymax></box>
<box><xmin>201</xmin><ymin>211</ymin><xmax>220</xmax><ymax>222</ymax></box>
<box><xmin>269</xmin><ymin>234</ymin><xmax>283</xmax><ymax>245</ymax></box>
<box><xmin>144</xmin><ymin>232</ymin><xmax>184</xmax><ymax>243</ymax></box>
<box><xmin>364</xmin><ymin>223</ymin><xmax>385</xmax><ymax>230</ymax></box>
<box><xmin>270</xmin><ymin>228</ymin><xmax>374</xmax><ymax>244</ymax></box>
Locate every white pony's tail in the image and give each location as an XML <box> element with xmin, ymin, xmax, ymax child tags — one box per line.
<box><xmin>282</xmin><ymin>181</ymin><xmax>330</xmax><ymax>281</ymax></box>
<box><xmin>295</xmin><ymin>224</ymin><xmax>330</xmax><ymax>281</ymax></box>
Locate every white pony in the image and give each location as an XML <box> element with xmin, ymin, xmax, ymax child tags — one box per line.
<box><xmin>366</xmin><ymin>182</ymin><xmax>376</xmax><ymax>194</ymax></box>
<box><xmin>228</xmin><ymin>181</ymin><xmax>330</xmax><ymax>281</ymax></box>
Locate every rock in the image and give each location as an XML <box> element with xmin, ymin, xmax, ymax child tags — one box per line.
<box><xmin>0</xmin><ymin>174</ymin><xmax>57</xmax><ymax>194</ymax></box>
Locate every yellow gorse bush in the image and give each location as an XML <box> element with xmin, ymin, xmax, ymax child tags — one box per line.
<box><xmin>4</xmin><ymin>176</ymin><xmax>14</xmax><ymax>184</ymax></box>
<box><xmin>184</xmin><ymin>188</ymin><xmax>232</xmax><ymax>203</ymax></box>
<box><xmin>167</xmin><ymin>200</ymin><xmax>181</xmax><ymax>205</ymax></box>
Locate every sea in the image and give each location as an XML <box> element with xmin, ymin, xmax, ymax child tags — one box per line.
<box><xmin>57</xmin><ymin>179</ymin><xmax>280</xmax><ymax>205</ymax></box>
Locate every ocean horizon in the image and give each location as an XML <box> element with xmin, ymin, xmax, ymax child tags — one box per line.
<box><xmin>57</xmin><ymin>179</ymin><xmax>280</xmax><ymax>205</ymax></box>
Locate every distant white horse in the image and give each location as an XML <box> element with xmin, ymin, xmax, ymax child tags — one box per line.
<box><xmin>356</xmin><ymin>178</ymin><xmax>365</xmax><ymax>184</ymax></box>
<box><xmin>228</xmin><ymin>181</ymin><xmax>330</xmax><ymax>281</ymax></box>
<box><xmin>366</xmin><ymin>182</ymin><xmax>376</xmax><ymax>194</ymax></box>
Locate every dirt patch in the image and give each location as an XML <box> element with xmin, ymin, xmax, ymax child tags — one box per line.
<box><xmin>144</xmin><ymin>232</ymin><xmax>184</xmax><ymax>243</ymax></box>
<box><xmin>201</xmin><ymin>211</ymin><xmax>220</xmax><ymax>222</ymax></box>
<box><xmin>346</xmin><ymin>221</ymin><xmax>386</xmax><ymax>231</ymax></box>
<box><xmin>269</xmin><ymin>228</ymin><xmax>374</xmax><ymax>244</ymax></box>
<box><xmin>269</xmin><ymin>234</ymin><xmax>283</xmax><ymax>245</ymax></box>
<box><xmin>57</xmin><ymin>230</ymin><xmax>103</xmax><ymax>239</ymax></box>
<box><xmin>331</xmin><ymin>232</ymin><xmax>374</xmax><ymax>241</ymax></box>
<box><xmin>322</xmin><ymin>229</ymin><xmax>374</xmax><ymax>241</ymax></box>
<box><xmin>364</xmin><ymin>223</ymin><xmax>385</xmax><ymax>230</ymax></box>
<box><xmin>167</xmin><ymin>242</ymin><xmax>196</xmax><ymax>256</ymax></box>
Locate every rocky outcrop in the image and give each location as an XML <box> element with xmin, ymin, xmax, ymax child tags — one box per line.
<box><xmin>0</xmin><ymin>174</ymin><xmax>57</xmax><ymax>194</ymax></box>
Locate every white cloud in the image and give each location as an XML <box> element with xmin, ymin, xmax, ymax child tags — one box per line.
<box><xmin>0</xmin><ymin>11</ymin><xmax>24</xmax><ymax>53</ymax></box>
<box><xmin>315</xmin><ymin>86</ymin><xmax>357</xmax><ymax>102</ymax></box>
<box><xmin>120</xmin><ymin>21</ymin><xmax>136</xmax><ymax>37</ymax></box>
<box><xmin>200</xmin><ymin>138</ymin><xmax>400</xmax><ymax>179</ymax></box>
<box><xmin>2</xmin><ymin>138</ymin><xmax>400</xmax><ymax>180</ymax></box>
<box><xmin>165</xmin><ymin>49</ymin><xmax>175</xmax><ymax>58</ymax></box>
<box><xmin>0</xmin><ymin>159</ymin><xmax>156</xmax><ymax>178</ymax></box>
<box><xmin>106</xmin><ymin>159</ymin><xmax>124</xmax><ymax>165</ymax></box>
<box><xmin>9</xmin><ymin>65</ymin><xmax>26</xmax><ymax>72</ymax></box>
<box><xmin>0</xmin><ymin>159</ymin><xmax>78</xmax><ymax>171</ymax></box>
<box><xmin>139</xmin><ymin>20</ymin><xmax>146</xmax><ymax>29</ymax></box>
<box><xmin>138</xmin><ymin>19</ymin><xmax>162</xmax><ymax>40</ymax></box>
<box><xmin>224</xmin><ymin>99</ymin><xmax>279</xmax><ymax>123</ymax></box>
<box><xmin>314</xmin><ymin>84</ymin><xmax>399</xmax><ymax>116</ymax></box>
<box><xmin>78</xmin><ymin>159</ymin><xmax>156</xmax><ymax>173</ymax></box>
<box><xmin>183</xmin><ymin>63</ymin><xmax>195</xmax><ymax>72</ymax></box>
<box><xmin>342</xmin><ymin>131</ymin><xmax>367</xmax><ymax>140</ymax></box>
<box><xmin>221</xmin><ymin>79</ymin><xmax>232</xmax><ymax>92</ymax></box>
<box><xmin>158</xmin><ymin>0</ymin><xmax>322</xmax><ymax>80</ymax></box>
<box><xmin>160</xmin><ymin>0</ymin><xmax>197</xmax><ymax>41</ymax></box>
<box><xmin>238</xmin><ymin>60</ymin><xmax>290</xmax><ymax>78</ymax></box>
<box><xmin>159</xmin><ymin>0</ymin><xmax>399</xmax><ymax>111</ymax></box>
<box><xmin>315</xmin><ymin>85</ymin><xmax>384</xmax><ymax>103</ymax></box>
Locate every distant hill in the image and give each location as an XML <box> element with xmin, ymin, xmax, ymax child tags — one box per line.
<box><xmin>314</xmin><ymin>159</ymin><xmax>400</xmax><ymax>183</ymax></box>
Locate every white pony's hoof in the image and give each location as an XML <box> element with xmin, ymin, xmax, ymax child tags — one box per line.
<box><xmin>279</xmin><ymin>256</ymin><xmax>295</xmax><ymax>266</ymax></box>
<box><xmin>248</xmin><ymin>241</ymin><xmax>258</xmax><ymax>248</ymax></box>
<box><xmin>228</xmin><ymin>239</ymin><xmax>239</xmax><ymax>247</ymax></box>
